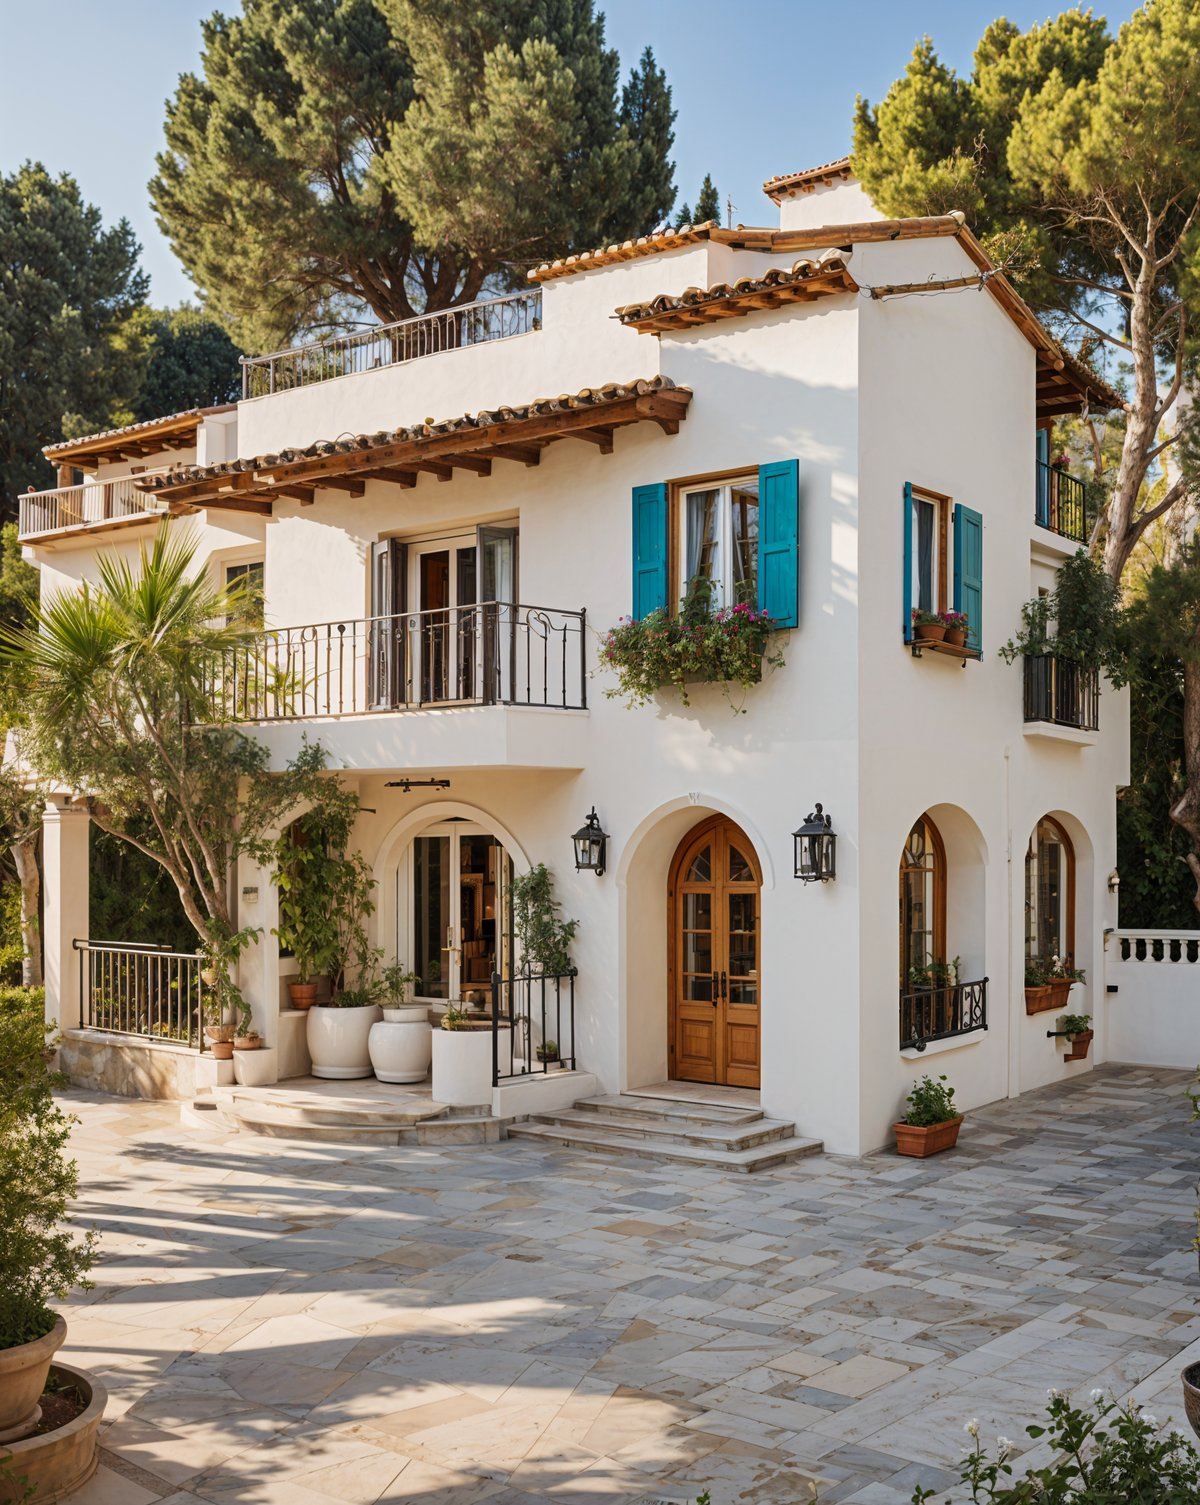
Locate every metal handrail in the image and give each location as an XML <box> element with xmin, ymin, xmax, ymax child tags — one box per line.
<box><xmin>241</xmin><ymin>289</ymin><xmax>543</xmax><ymax>398</ymax></box>
<box><xmin>1023</xmin><ymin>654</ymin><xmax>1100</xmax><ymax>731</ymax></box>
<box><xmin>18</xmin><ymin>474</ymin><xmax>162</xmax><ymax>541</ymax></box>
<box><xmin>899</xmin><ymin>976</ymin><xmax>988</xmax><ymax>1050</ymax></box>
<box><xmin>205</xmin><ymin>600</ymin><xmax>587</xmax><ymax>722</ymax></box>
<box><xmin>492</xmin><ymin>966</ymin><xmax>578</xmax><ymax>1085</ymax></box>
<box><xmin>73</xmin><ymin>939</ymin><xmax>207</xmax><ymax>1050</ymax></box>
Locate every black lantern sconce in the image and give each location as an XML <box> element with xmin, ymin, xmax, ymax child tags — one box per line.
<box><xmin>793</xmin><ymin>804</ymin><xmax>836</xmax><ymax>883</ymax></box>
<box><xmin>572</xmin><ymin>807</ymin><xmax>609</xmax><ymax>876</ymax></box>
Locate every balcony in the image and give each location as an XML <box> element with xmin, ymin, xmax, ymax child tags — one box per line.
<box><xmin>19</xmin><ymin>474</ymin><xmax>160</xmax><ymax>543</ymax></box>
<box><xmin>899</xmin><ymin>977</ymin><xmax>988</xmax><ymax>1050</ymax></box>
<box><xmin>1023</xmin><ymin>654</ymin><xmax>1099</xmax><ymax>732</ymax></box>
<box><xmin>1035</xmin><ymin>461</ymin><xmax>1090</xmax><ymax>544</ymax></box>
<box><xmin>240</xmin><ymin>290</ymin><xmax>543</xmax><ymax>399</ymax></box>
<box><xmin>209</xmin><ymin>601</ymin><xmax>586</xmax><ymax>722</ymax></box>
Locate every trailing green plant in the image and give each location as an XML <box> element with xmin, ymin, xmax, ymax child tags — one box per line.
<box><xmin>907</xmin><ymin>957</ymin><xmax>960</xmax><ymax>990</ymax></box>
<box><xmin>601</xmin><ymin>579</ymin><xmax>784</xmax><ymax>710</ymax></box>
<box><xmin>911</xmin><ymin>1391</ymin><xmax>1200</xmax><ymax>1502</ymax></box>
<box><xmin>200</xmin><ymin>922</ymin><xmax>258</xmax><ymax>1036</ymax></box>
<box><xmin>1000</xmin><ymin>550</ymin><xmax>1124</xmax><ymax>675</ymax></box>
<box><xmin>1058</xmin><ymin>1013</ymin><xmax>1092</xmax><ymax>1036</ymax></box>
<box><xmin>0</xmin><ymin>987</ymin><xmax>97</xmax><ymax>1350</ymax></box>
<box><xmin>910</xmin><ymin>608</ymin><xmax>942</xmax><ymax>629</ymax></box>
<box><xmin>511</xmin><ymin>864</ymin><xmax>578</xmax><ymax>976</ymax></box>
<box><xmin>902</xmin><ymin>1074</ymin><xmax>958</xmax><ymax>1128</ymax></box>
<box><xmin>1025</xmin><ymin>956</ymin><xmax>1085</xmax><ymax>987</ymax></box>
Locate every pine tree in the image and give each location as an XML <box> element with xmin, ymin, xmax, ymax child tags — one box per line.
<box><xmin>132</xmin><ymin>307</ymin><xmax>243</xmax><ymax>421</ymax></box>
<box><xmin>151</xmin><ymin>0</ymin><xmax>678</xmax><ymax>351</ymax></box>
<box><xmin>694</xmin><ymin>173</ymin><xmax>720</xmax><ymax>225</ymax></box>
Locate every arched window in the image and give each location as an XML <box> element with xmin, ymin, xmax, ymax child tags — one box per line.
<box><xmin>1025</xmin><ymin>817</ymin><xmax>1074</xmax><ymax>963</ymax></box>
<box><xmin>899</xmin><ymin>816</ymin><xmax>945</xmax><ymax>987</ymax></box>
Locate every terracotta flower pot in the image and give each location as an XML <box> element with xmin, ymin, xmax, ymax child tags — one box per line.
<box><xmin>1064</xmin><ymin>1027</ymin><xmax>1094</xmax><ymax>1062</ymax></box>
<box><xmin>209</xmin><ymin>1041</ymin><xmax>234</xmax><ymax>1060</ymax></box>
<box><xmin>288</xmin><ymin>980</ymin><xmax>318</xmax><ymax>1011</ymax></box>
<box><xmin>893</xmin><ymin>1115</ymin><xmax>963</xmax><ymax>1158</ymax></box>
<box><xmin>0</xmin><ymin>1361</ymin><xmax>106</xmax><ymax>1502</ymax></box>
<box><xmin>0</xmin><ymin>1314</ymin><xmax>67</xmax><ymax>1443</ymax></box>
<box><xmin>1182</xmin><ymin>1360</ymin><xmax>1200</xmax><ymax>1441</ymax></box>
<box><xmin>1025</xmin><ymin>980</ymin><xmax>1074</xmax><ymax>1015</ymax></box>
<box><xmin>943</xmin><ymin>627</ymin><xmax>966</xmax><ymax>648</ymax></box>
<box><xmin>913</xmin><ymin>621</ymin><xmax>947</xmax><ymax>644</ymax></box>
<box><xmin>233</xmin><ymin>1034</ymin><xmax>262</xmax><ymax>1051</ymax></box>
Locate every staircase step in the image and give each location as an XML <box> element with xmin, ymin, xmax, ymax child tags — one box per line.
<box><xmin>222</xmin><ymin>1090</ymin><xmax>450</xmax><ymax>1127</ymax></box>
<box><xmin>213</xmin><ymin>1104</ymin><xmax>502</xmax><ymax>1146</ymax></box>
<box><xmin>534</xmin><ymin>1107</ymin><xmax>791</xmax><ymax>1151</ymax></box>
<box><xmin>506</xmin><ymin>1120</ymin><xmax>823</xmax><ymax>1173</ymax></box>
<box><xmin>571</xmin><ymin>1093</ymin><xmax>764</xmax><ymax>1127</ymax></box>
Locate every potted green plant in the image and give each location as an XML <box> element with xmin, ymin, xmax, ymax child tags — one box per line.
<box><xmin>200</xmin><ymin>926</ymin><xmax>258</xmax><ymax>1059</ymax></box>
<box><xmin>1025</xmin><ymin>955</ymin><xmax>1085</xmax><ymax>1014</ymax></box>
<box><xmin>273</xmin><ymin>810</ymin><xmax>347</xmax><ymax>1009</ymax></box>
<box><xmin>893</xmin><ymin>1073</ymin><xmax>963</xmax><ymax>1157</ymax></box>
<box><xmin>512</xmin><ymin>863</ymin><xmax>579</xmax><ymax>977</ymax></box>
<box><xmin>0</xmin><ymin>988</ymin><xmax>97</xmax><ymax>1443</ymax></box>
<box><xmin>910</xmin><ymin>607</ymin><xmax>946</xmax><ymax>644</ymax></box>
<box><xmin>536</xmin><ymin>1039</ymin><xmax>559</xmax><ymax>1063</ymax></box>
<box><xmin>1058</xmin><ymin>1012</ymin><xmax>1094</xmax><ymax>1061</ymax></box>
<box><xmin>367</xmin><ymin>963</ymin><xmax>431</xmax><ymax>1083</ymax></box>
<box><xmin>939</xmin><ymin>610</ymin><xmax>969</xmax><ymax>648</ymax></box>
<box><xmin>304</xmin><ymin>844</ymin><xmax>382</xmax><ymax>1080</ymax></box>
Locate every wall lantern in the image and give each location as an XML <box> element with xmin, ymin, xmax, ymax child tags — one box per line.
<box><xmin>1108</xmin><ymin>868</ymin><xmax>1121</xmax><ymax>894</ymax></box>
<box><xmin>793</xmin><ymin>804</ymin><xmax>836</xmax><ymax>883</ymax></box>
<box><xmin>572</xmin><ymin>808</ymin><xmax>608</xmax><ymax>876</ymax></box>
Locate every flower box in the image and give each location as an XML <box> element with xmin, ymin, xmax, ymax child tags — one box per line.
<box><xmin>893</xmin><ymin>1115</ymin><xmax>963</xmax><ymax>1157</ymax></box>
<box><xmin>1025</xmin><ymin>979</ymin><xmax>1074</xmax><ymax>1015</ymax></box>
<box><xmin>1064</xmin><ymin>1026</ymin><xmax>1094</xmax><ymax>1062</ymax></box>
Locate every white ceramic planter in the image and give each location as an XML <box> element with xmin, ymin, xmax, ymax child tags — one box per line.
<box><xmin>369</xmin><ymin>1007</ymin><xmax>433</xmax><ymax>1083</ymax></box>
<box><xmin>306</xmin><ymin>1004</ymin><xmax>381</xmax><ymax>1079</ymax></box>
<box><xmin>233</xmin><ymin>1046</ymin><xmax>277</xmax><ymax>1088</ymax></box>
<box><xmin>431</xmin><ymin>1025</ymin><xmax>508</xmax><ymax>1107</ymax></box>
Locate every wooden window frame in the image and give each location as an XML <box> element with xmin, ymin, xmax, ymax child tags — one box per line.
<box><xmin>1025</xmin><ymin>815</ymin><xmax>1076</xmax><ymax>963</ymax></box>
<box><xmin>899</xmin><ymin>814</ymin><xmax>947</xmax><ymax>986</ymax></box>
<box><xmin>667</xmin><ymin>465</ymin><xmax>759</xmax><ymax>613</ymax></box>
<box><xmin>910</xmin><ymin>484</ymin><xmax>951</xmax><ymax>617</ymax></box>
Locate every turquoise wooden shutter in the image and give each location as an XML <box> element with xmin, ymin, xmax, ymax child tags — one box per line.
<box><xmin>902</xmin><ymin>482</ymin><xmax>914</xmax><ymax>642</ymax></box>
<box><xmin>631</xmin><ymin>483</ymin><xmax>669</xmax><ymax>619</ymax></box>
<box><xmin>757</xmin><ymin>460</ymin><xmax>799</xmax><ymax>628</ymax></box>
<box><xmin>1035</xmin><ymin>430</ymin><xmax>1050</xmax><ymax>527</ymax></box>
<box><xmin>954</xmin><ymin>504</ymin><xmax>984</xmax><ymax>652</ymax></box>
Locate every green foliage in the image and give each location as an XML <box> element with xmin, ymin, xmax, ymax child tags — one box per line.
<box><xmin>0</xmin><ymin>884</ymin><xmax>25</xmax><ymax>987</ymax></box>
<box><xmin>1059</xmin><ymin>1013</ymin><xmax>1092</xmax><ymax>1036</ymax></box>
<box><xmin>1000</xmin><ymin>551</ymin><xmax>1123</xmax><ymax>674</ymax></box>
<box><xmin>912</xmin><ymin>1391</ymin><xmax>1200</xmax><ymax>1503</ymax></box>
<box><xmin>901</xmin><ymin>1074</ymin><xmax>957</xmax><ymax>1128</ymax></box>
<box><xmin>0</xmin><ymin>163</ymin><xmax>150</xmax><ymax>505</ymax></box>
<box><xmin>151</xmin><ymin>0</ymin><xmax>676</xmax><ymax>350</ymax></box>
<box><xmin>380</xmin><ymin>964</ymin><xmax>420</xmax><ymax>1004</ymax></box>
<box><xmin>601</xmin><ymin>582</ymin><xmax>784</xmax><ymax>710</ymax></box>
<box><xmin>511</xmin><ymin>863</ymin><xmax>577</xmax><ymax>976</ymax></box>
<box><xmin>1025</xmin><ymin>957</ymin><xmax>1085</xmax><ymax>986</ymax></box>
<box><xmin>0</xmin><ymin>987</ymin><xmax>97</xmax><ymax>1349</ymax></box>
<box><xmin>89</xmin><ymin>823</ymin><xmax>198</xmax><ymax>954</ymax></box>
<box><xmin>677</xmin><ymin>173</ymin><xmax>720</xmax><ymax>228</ymax></box>
<box><xmin>132</xmin><ymin>305</ymin><xmax>243</xmax><ymax>421</ymax></box>
<box><xmin>907</xmin><ymin>957</ymin><xmax>960</xmax><ymax>990</ymax></box>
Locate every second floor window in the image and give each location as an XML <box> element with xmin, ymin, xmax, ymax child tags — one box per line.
<box><xmin>909</xmin><ymin>487</ymin><xmax>946</xmax><ymax>615</ymax></box>
<box><xmin>680</xmin><ymin>475</ymin><xmax>759</xmax><ymax>608</ymax></box>
<box><xmin>225</xmin><ymin>561</ymin><xmax>264</xmax><ymax>628</ymax></box>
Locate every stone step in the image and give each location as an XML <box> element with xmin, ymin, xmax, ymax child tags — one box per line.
<box><xmin>210</xmin><ymin>1102</ymin><xmax>502</xmax><ymax>1146</ymax></box>
<box><xmin>571</xmin><ymin>1093</ymin><xmax>765</xmax><ymax>1127</ymax></box>
<box><xmin>506</xmin><ymin>1119</ymin><xmax>822</xmax><ymax>1173</ymax></box>
<box><xmin>533</xmin><ymin>1107</ymin><xmax>791</xmax><ymax>1151</ymax></box>
<box><xmin>217</xmin><ymin>1088</ymin><xmax>452</xmax><ymax>1126</ymax></box>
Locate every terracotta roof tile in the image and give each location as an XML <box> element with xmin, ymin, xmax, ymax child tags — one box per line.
<box><xmin>43</xmin><ymin>404</ymin><xmax>235</xmax><ymax>462</ymax></box>
<box><xmin>763</xmin><ymin>157</ymin><xmax>854</xmax><ymax>200</ymax></box>
<box><xmin>528</xmin><ymin>222</ymin><xmax>725</xmax><ymax>282</ymax></box>
<box><xmin>615</xmin><ymin>250</ymin><xmax>857</xmax><ymax>333</ymax></box>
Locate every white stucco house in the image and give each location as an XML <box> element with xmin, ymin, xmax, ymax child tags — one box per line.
<box><xmin>22</xmin><ymin>158</ymin><xmax>1129</xmax><ymax>1157</ymax></box>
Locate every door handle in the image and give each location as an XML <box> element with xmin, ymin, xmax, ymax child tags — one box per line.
<box><xmin>721</xmin><ymin>971</ymin><xmax>728</xmax><ymax>1000</ymax></box>
<box><xmin>711</xmin><ymin>971</ymin><xmax>719</xmax><ymax>1008</ymax></box>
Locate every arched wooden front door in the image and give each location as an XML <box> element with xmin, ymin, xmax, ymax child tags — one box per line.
<box><xmin>668</xmin><ymin>815</ymin><xmax>761</xmax><ymax>1087</ymax></box>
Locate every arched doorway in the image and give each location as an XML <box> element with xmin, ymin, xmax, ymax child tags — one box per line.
<box><xmin>668</xmin><ymin>815</ymin><xmax>761</xmax><ymax>1087</ymax></box>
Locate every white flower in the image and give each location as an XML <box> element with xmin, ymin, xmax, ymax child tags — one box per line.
<box><xmin>1090</xmin><ymin>1388</ymin><xmax>1105</xmax><ymax>1402</ymax></box>
<box><xmin>997</xmin><ymin>1437</ymin><xmax>1014</xmax><ymax>1456</ymax></box>
<box><xmin>1142</xmin><ymin>1413</ymin><xmax>1158</xmax><ymax>1428</ymax></box>
<box><xmin>964</xmin><ymin>1419</ymin><xmax>980</xmax><ymax>1438</ymax></box>
<box><xmin>1047</xmin><ymin>1388</ymin><xmax>1065</xmax><ymax>1401</ymax></box>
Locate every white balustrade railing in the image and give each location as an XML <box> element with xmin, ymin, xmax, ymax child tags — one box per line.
<box><xmin>1107</xmin><ymin>928</ymin><xmax>1200</xmax><ymax>1069</ymax></box>
<box><xmin>18</xmin><ymin>474</ymin><xmax>159</xmax><ymax>541</ymax></box>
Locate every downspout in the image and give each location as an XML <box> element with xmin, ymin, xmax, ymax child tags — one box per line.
<box><xmin>1004</xmin><ymin>744</ymin><xmax>1017</xmax><ymax>1101</ymax></box>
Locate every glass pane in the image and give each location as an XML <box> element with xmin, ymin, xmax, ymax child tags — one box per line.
<box><xmin>683</xmin><ymin>892</ymin><xmax>711</xmax><ymax>930</ymax></box>
<box><xmin>459</xmin><ymin>834</ymin><xmax>502</xmax><ymax>998</ymax></box>
<box><xmin>728</xmin><ymin>844</ymin><xmax>753</xmax><ymax>882</ymax></box>
<box><xmin>913</xmin><ymin>498</ymin><xmax>936</xmax><ymax>614</ymax></box>
<box><xmin>413</xmin><ymin>835</ymin><xmax>450</xmax><ymax>998</ymax></box>
<box><xmin>901</xmin><ymin>819</ymin><xmax>937</xmax><ymax>984</ymax></box>
<box><xmin>685</xmin><ymin>973</ymin><xmax>713</xmax><ymax>1002</ymax></box>
<box><xmin>686</xmin><ymin>845</ymin><xmax>712</xmax><ymax>883</ymax></box>
<box><xmin>684</xmin><ymin>933</ymin><xmax>712</xmax><ymax>976</ymax></box>
<box><xmin>683</xmin><ymin>489</ymin><xmax>721</xmax><ymax>602</ymax></box>
<box><xmin>729</xmin><ymin>481</ymin><xmax>759</xmax><ymax>606</ymax></box>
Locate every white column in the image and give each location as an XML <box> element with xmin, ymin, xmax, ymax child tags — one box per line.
<box><xmin>42</xmin><ymin>797</ymin><xmax>90</xmax><ymax>1034</ymax></box>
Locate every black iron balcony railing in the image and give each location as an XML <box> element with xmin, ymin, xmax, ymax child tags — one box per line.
<box><xmin>899</xmin><ymin>977</ymin><xmax>988</xmax><ymax>1050</ymax></box>
<box><xmin>1023</xmin><ymin>654</ymin><xmax>1100</xmax><ymax>731</ymax></box>
<box><xmin>207</xmin><ymin>601</ymin><xmax>586</xmax><ymax>722</ymax></box>
<box><xmin>1035</xmin><ymin>461</ymin><xmax>1090</xmax><ymax>543</ymax></box>
<box><xmin>492</xmin><ymin>968</ymin><xmax>577</xmax><ymax>1085</ymax></box>
<box><xmin>74</xmin><ymin>940</ymin><xmax>206</xmax><ymax>1049</ymax></box>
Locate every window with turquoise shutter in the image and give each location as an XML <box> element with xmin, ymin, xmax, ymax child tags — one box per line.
<box><xmin>953</xmin><ymin>504</ymin><xmax>984</xmax><ymax>651</ymax></box>
<box><xmin>631</xmin><ymin>483</ymin><xmax>668</xmax><ymax>619</ymax></box>
<box><xmin>757</xmin><ymin>460</ymin><xmax>799</xmax><ymax>628</ymax></box>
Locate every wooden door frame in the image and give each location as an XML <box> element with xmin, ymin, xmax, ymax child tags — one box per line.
<box><xmin>667</xmin><ymin>813</ymin><xmax>762</xmax><ymax>1085</ymax></box>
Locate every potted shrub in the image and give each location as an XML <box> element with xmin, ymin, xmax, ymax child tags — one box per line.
<box><xmin>939</xmin><ymin>610</ymin><xmax>969</xmax><ymax>648</ymax></box>
<box><xmin>1059</xmin><ymin>1012</ymin><xmax>1094</xmax><ymax>1061</ymax></box>
<box><xmin>1025</xmin><ymin>955</ymin><xmax>1085</xmax><ymax>1014</ymax></box>
<box><xmin>910</xmin><ymin>608</ymin><xmax>946</xmax><ymax>644</ymax></box>
<box><xmin>368</xmin><ymin>964</ymin><xmax>431</xmax><ymax>1083</ymax></box>
<box><xmin>303</xmin><ymin>841</ymin><xmax>382</xmax><ymax>1080</ymax></box>
<box><xmin>512</xmin><ymin>863</ymin><xmax>579</xmax><ymax>977</ymax></box>
<box><xmin>893</xmin><ymin>1073</ymin><xmax>963</xmax><ymax>1157</ymax></box>
<box><xmin>201</xmin><ymin>927</ymin><xmax>258</xmax><ymax>1060</ymax></box>
<box><xmin>0</xmin><ymin>988</ymin><xmax>97</xmax><ymax>1443</ymax></box>
<box><xmin>536</xmin><ymin>1039</ymin><xmax>559</xmax><ymax>1063</ymax></box>
<box><xmin>273</xmin><ymin>810</ymin><xmax>348</xmax><ymax>1009</ymax></box>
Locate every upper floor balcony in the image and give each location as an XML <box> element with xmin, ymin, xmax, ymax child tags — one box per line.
<box><xmin>19</xmin><ymin>474</ymin><xmax>161</xmax><ymax>544</ymax></box>
<box><xmin>1023</xmin><ymin>653</ymin><xmax>1099</xmax><ymax>735</ymax></box>
<box><xmin>1035</xmin><ymin>459</ymin><xmax>1090</xmax><ymax>545</ymax></box>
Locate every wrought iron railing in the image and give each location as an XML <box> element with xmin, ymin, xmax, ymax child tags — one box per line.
<box><xmin>1023</xmin><ymin>654</ymin><xmax>1100</xmax><ymax>731</ymax></box>
<box><xmin>207</xmin><ymin>601</ymin><xmax>586</xmax><ymax>722</ymax></box>
<box><xmin>18</xmin><ymin>474</ymin><xmax>161</xmax><ymax>541</ymax></box>
<box><xmin>492</xmin><ymin>968</ymin><xmax>577</xmax><ymax>1085</ymax></box>
<box><xmin>241</xmin><ymin>290</ymin><xmax>543</xmax><ymax>398</ymax></box>
<box><xmin>1035</xmin><ymin>462</ymin><xmax>1089</xmax><ymax>543</ymax></box>
<box><xmin>899</xmin><ymin>977</ymin><xmax>987</xmax><ymax>1050</ymax></box>
<box><xmin>74</xmin><ymin>940</ymin><xmax>206</xmax><ymax>1049</ymax></box>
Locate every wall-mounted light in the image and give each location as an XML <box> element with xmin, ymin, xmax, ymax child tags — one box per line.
<box><xmin>572</xmin><ymin>808</ymin><xmax>608</xmax><ymax>876</ymax></box>
<box><xmin>1108</xmin><ymin>868</ymin><xmax>1120</xmax><ymax>894</ymax></box>
<box><xmin>793</xmin><ymin>804</ymin><xmax>836</xmax><ymax>883</ymax></box>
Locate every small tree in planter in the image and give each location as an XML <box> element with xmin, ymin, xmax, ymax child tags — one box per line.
<box><xmin>512</xmin><ymin>863</ymin><xmax>578</xmax><ymax>976</ymax></box>
<box><xmin>894</xmin><ymin>1073</ymin><xmax>962</xmax><ymax>1157</ymax></box>
<box><xmin>0</xmin><ymin>987</ymin><xmax>97</xmax><ymax>1440</ymax></box>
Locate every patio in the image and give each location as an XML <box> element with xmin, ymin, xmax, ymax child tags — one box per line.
<box><xmin>60</xmin><ymin>1065</ymin><xmax>1200</xmax><ymax>1504</ymax></box>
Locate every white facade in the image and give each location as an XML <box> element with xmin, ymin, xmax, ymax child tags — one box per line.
<box><xmin>28</xmin><ymin>172</ymin><xmax>1128</xmax><ymax>1155</ymax></box>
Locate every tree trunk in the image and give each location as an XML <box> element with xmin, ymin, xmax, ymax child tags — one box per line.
<box><xmin>1172</xmin><ymin>651</ymin><xmax>1200</xmax><ymax>917</ymax></box>
<box><xmin>11</xmin><ymin>834</ymin><xmax>42</xmax><ymax>988</ymax></box>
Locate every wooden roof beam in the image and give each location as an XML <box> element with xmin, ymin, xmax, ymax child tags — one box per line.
<box><xmin>312</xmin><ymin>475</ymin><xmax>365</xmax><ymax>496</ymax></box>
<box><xmin>357</xmin><ymin>468</ymin><xmax>418</xmax><ymax>488</ymax></box>
<box><xmin>566</xmin><ymin>427</ymin><xmax>615</xmax><ymax>453</ymax></box>
<box><xmin>273</xmin><ymin>485</ymin><xmax>316</xmax><ymax>504</ymax></box>
<box><xmin>448</xmin><ymin>455</ymin><xmax>492</xmax><ymax>475</ymax></box>
<box><xmin>486</xmin><ymin>443</ymin><xmax>543</xmax><ymax>466</ymax></box>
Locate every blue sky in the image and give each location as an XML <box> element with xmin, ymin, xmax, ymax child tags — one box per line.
<box><xmin>0</xmin><ymin>0</ymin><xmax>1139</xmax><ymax>309</ymax></box>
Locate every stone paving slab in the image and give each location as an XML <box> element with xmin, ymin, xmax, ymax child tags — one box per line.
<box><xmin>57</xmin><ymin>1066</ymin><xmax>1200</xmax><ymax>1504</ymax></box>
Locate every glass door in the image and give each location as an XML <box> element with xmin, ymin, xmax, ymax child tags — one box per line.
<box><xmin>408</xmin><ymin>822</ymin><xmax>512</xmax><ymax>1003</ymax></box>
